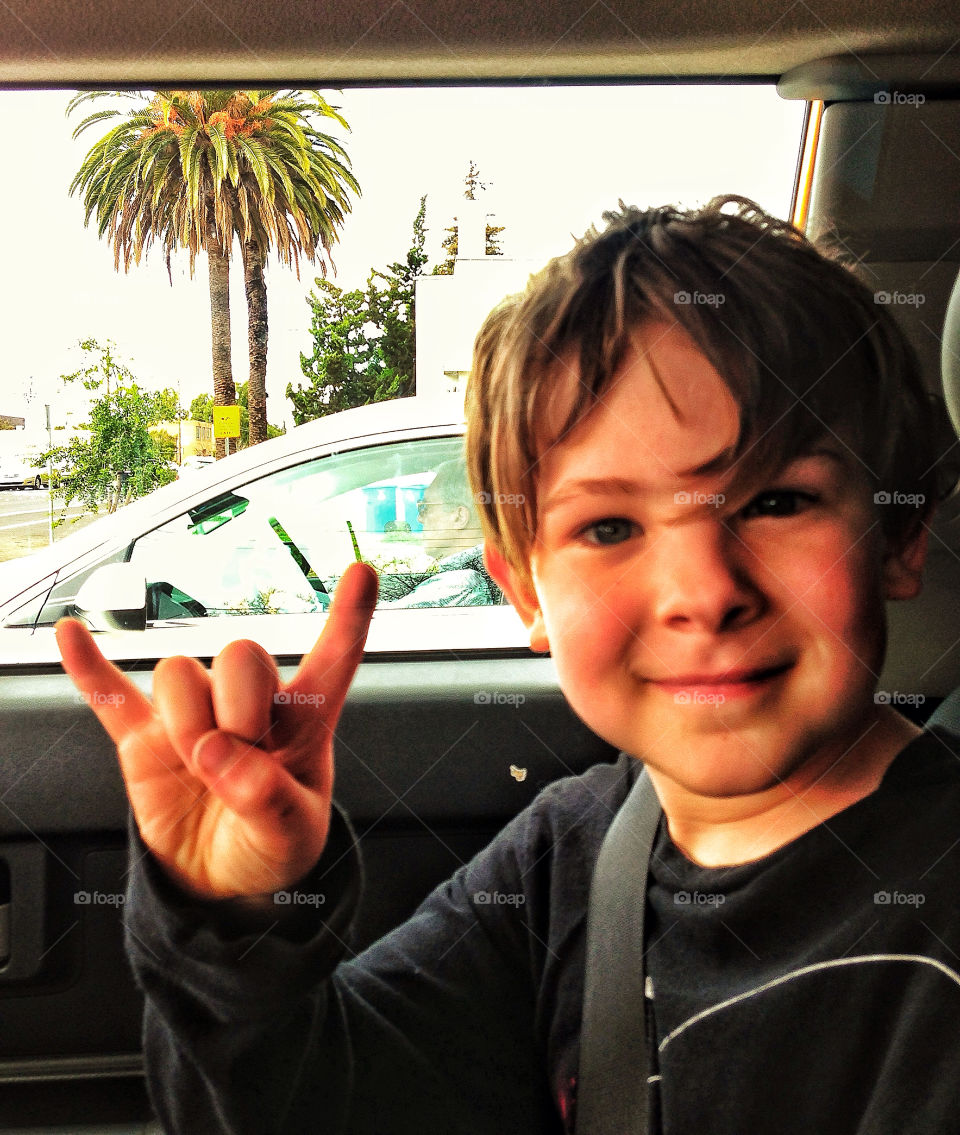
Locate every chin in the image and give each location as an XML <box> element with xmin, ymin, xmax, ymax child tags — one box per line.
<box><xmin>639</xmin><ymin>734</ymin><xmax>818</xmax><ymax>801</ymax></box>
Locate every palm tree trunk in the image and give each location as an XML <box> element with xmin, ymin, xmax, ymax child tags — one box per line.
<box><xmin>244</xmin><ymin>239</ymin><xmax>268</xmax><ymax>447</ymax></box>
<box><xmin>208</xmin><ymin>238</ymin><xmax>236</xmax><ymax>460</ymax></box>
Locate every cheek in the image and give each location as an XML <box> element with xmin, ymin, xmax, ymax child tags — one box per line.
<box><xmin>787</xmin><ymin>548</ymin><xmax>886</xmax><ymax>664</ymax></box>
<box><xmin>538</xmin><ymin>567</ymin><xmax>641</xmax><ymax>674</ymax></box>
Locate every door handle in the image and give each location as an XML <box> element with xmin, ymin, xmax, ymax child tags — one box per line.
<box><xmin>0</xmin><ymin>841</ymin><xmax>47</xmax><ymax>982</ymax></box>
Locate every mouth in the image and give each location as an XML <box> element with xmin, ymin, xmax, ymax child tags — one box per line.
<box><xmin>650</xmin><ymin>661</ymin><xmax>794</xmax><ymax>700</ymax></box>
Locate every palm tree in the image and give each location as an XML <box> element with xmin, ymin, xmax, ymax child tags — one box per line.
<box><xmin>68</xmin><ymin>89</ymin><xmax>359</xmax><ymax>453</ymax></box>
<box><xmin>218</xmin><ymin>91</ymin><xmax>359</xmax><ymax>444</ymax></box>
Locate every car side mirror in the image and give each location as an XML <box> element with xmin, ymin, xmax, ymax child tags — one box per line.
<box><xmin>73</xmin><ymin>563</ymin><xmax>147</xmax><ymax>632</ymax></box>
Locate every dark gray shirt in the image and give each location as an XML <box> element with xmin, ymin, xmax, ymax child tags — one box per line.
<box><xmin>126</xmin><ymin>730</ymin><xmax>960</xmax><ymax>1134</ymax></box>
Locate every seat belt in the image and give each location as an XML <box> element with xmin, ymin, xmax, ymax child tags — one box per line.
<box><xmin>575</xmin><ymin>762</ymin><xmax>662</xmax><ymax>1135</ymax></box>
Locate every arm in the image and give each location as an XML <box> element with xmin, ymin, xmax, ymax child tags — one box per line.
<box><xmin>54</xmin><ymin>564</ymin><xmax>376</xmax><ymax>1127</ymax></box>
<box><xmin>125</xmin><ymin>802</ymin><xmax>365</xmax><ymax>1133</ymax></box>
<box><xmin>382</xmin><ymin>568</ymin><xmax>491</xmax><ymax>609</ymax></box>
<box><xmin>126</xmin><ymin>797</ymin><xmax>552</xmax><ymax>1134</ymax></box>
<box><xmin>56</xmin><ymin>564</ymin><xmax>553</xmax><ymax>1133</ymax></box>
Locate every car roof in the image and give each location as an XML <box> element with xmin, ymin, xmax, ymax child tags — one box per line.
<box><xmin>3</xmin><ymin>2</ymin><xmax>959</xmax><ymax>84</ymax></box>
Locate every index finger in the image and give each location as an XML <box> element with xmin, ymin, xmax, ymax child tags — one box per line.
<box><xmin>289</xmin><ymin>561</ymin><xmax>378</xmax><ymax>706</ymax></box>
<box><xmin>55</xmin><ymin>617</ymin><xmax>155</xmax><ymax>746</ymax></box>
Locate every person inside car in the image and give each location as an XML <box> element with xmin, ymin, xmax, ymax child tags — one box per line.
<box><xmin>380</xmin><ymin>457</ymin><xmax>502</xmax><ymax>607</ymax></box>
<box><xmin>55</xmin><ymin>195</ymin><xmax>956</xmax><ymax>1135</ymax></box>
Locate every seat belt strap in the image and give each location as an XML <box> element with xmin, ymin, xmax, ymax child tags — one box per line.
<box><xmin>575</xmin><ymin>763</ymin><xmax>662</xmax><ymax>1134</ymax></box>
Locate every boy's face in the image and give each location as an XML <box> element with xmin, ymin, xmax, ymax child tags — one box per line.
<box><xmin>489</xmin><ymin>322</ymin><xmax>928</xmax><ymax>802</ymax></box>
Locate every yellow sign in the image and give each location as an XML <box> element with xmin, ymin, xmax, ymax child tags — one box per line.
<box><xmin>212</xmin><ymin>405</ymin><xmax>241</xmax><ymax>439</ymax></box>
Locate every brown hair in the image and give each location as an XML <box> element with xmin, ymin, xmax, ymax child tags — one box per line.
<box><xmin>466</xmin><ymin>195</ymin><xmax>949</xmax><ymax>586</ymax></box>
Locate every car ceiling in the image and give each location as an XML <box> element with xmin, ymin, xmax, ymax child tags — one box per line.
<box><xmin>3</xmin><ymin>0</ymin><xmax>960</xmax><ymax>85</ymax></box>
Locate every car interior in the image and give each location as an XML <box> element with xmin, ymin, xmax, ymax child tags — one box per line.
<box><xmin>2</xmin><ymin>1</ymin><xmax>960</xmax><ymax>1130</ymax></box>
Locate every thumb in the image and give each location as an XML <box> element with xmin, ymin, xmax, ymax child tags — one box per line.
<box><xmin>192</xmin><ymin>730</ymin><xmax>331</xmax><ymax>860</ymax></box>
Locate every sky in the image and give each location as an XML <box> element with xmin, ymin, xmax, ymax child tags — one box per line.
<box><xmin>0</xmin><ymin>84</ymin><xmax>805</xmax><ymax>434</ymax></box>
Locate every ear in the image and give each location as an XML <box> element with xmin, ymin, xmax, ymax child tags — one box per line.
<box><xmin>882</xmin><ymin>515</ymin><xmax>932</xmax><ymax>601</ymax></box>
<box><xmin>448</xmin><ymin>504</ymin><xmax>471</xmax><ymax>530</ymax></box>
<box><xmin>484</xmin><ymin>543</ymin><xmax>550</xmax><ymax>653</ymax></box>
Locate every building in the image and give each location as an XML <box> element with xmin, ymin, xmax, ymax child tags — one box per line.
<box><xmin>414</xmin><ymin>199</ymin><xmax>537</xmax><ymax>398</ymax></box>
<box><xmin>151</xmin><ymin>418</ymin><xmax>215</xmax><ymax>463</ymax></box>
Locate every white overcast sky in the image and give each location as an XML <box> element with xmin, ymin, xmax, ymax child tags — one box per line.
<box><xmin>0</xmin><ymin>85</ymin><xmax>805</xmax><ymax>432</ymax></box>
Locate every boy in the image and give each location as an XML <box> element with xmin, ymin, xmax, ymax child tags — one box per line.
<box><xmin>57</xmin><ymin>195</ymin><xmax>957</xmax><ymax>1134</ymax></box>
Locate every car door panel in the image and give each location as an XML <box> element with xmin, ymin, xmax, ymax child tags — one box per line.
<box><xmin>0</xmin><ymin>652</ymin><xmax>615</xmax><ymax>1128</ymax></box>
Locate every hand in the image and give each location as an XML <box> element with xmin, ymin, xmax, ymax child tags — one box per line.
<box><xmin>55</xmin><ymin>562</ymin><xmax>378</xmax><ymax>901</ymax></box>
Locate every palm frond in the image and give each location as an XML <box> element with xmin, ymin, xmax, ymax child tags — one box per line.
<box><xmin>69</xmin><ymin>87</ymin><xmax>359</xmax><ymax>287</ymax></box>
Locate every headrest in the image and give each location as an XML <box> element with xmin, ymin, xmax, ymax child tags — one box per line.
<box><xmin>941</xmin><ymin>269</ymin><xmax>960</xmax><ymax>439</ymax></box>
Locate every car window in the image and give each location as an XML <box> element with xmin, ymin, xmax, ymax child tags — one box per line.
<box><xmin>0</xmin><ymin>83</ymin><xmax>804</xmax><ymax>659</ymax></box>
<box><xmin>26</xmin><ymin>435</ymin><xmax>499</xmax><ymax>629</ymax></box>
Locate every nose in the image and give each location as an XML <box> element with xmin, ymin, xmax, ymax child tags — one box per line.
<box><xmin>648</xmin><ymin>522</ymin><xmax>765</xmax><ymax>634</ymax></box>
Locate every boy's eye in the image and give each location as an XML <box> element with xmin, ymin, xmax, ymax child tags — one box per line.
<box><xmin>740</xmin><ymin>490</ymin><xmax>817</xmax><ymax>519</ymax></box>
<box><xmin>582</xmin><ymin>518</ymin><xmax>636</xmax><ymax>545</ymax></box>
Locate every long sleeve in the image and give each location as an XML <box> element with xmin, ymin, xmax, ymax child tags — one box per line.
<box><xmin>124</xmin><ymin>801</ymin><xmax>559</xmax><ymax>1134</ymax></box>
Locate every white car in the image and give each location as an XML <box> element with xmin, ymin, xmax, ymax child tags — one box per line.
<box><xmin>177</xmin><ymin>454</ymin><xmax>216</xmax><ymax>476</ymax></box>
<box><xmin>0</xmin><ymin>396</ymin><xmax>524</xmax><ymax>664</ymax></box>
<box><xmin>0</xmin><ymin>454</ymin><xmax>35</xmax><ymax>490</ymax></box>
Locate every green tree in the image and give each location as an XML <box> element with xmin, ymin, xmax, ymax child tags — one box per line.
<box><xmin>151</xmin><ymin>428</ymin><xmax>179</xmax><ymax>464</ymax></box>
<box><xmin>189</xmin><ymin>384</ymin><xmax>285</xmax><ymax>447</ymax></box>
<box><xmin>289</xmin><ymin>281</ymin><xmax>390</xmax><ymax>422</ymax></box>
<box><xmin>189</xmin><ymin>393</ymin><xmax>213</xmax><ymax>422</ymax></box>
<box><xmin>41</xmin><ymin>340</ymin><xmax>180</xmax><ymax>520</ymax></box>
<box><xmin>60</xmin><ymin>335</ymin><xmax>132</xmax><ymax>396</ymax></box>
<box><xmin>433</xmin><ymin>161</ymin><xmax>504</xmax><ymax>275</ymax></box>
<box><xmin>288</xmin><ymin>198</ymin><xmax>427</xmax><ymax>423</ymax></box>
<box><xmin>68</xmin><ymin>89</ymin><xmax>359</xmax><ymax>454</ymax></box>
<box><xmin>369</xmin><ymin>195</ymin><xmax>428</xmax><ymax>392</ymax></box>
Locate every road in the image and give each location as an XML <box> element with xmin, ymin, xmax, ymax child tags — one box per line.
<box><xmin>0</xmin><ymin>488</ymin><xmax>100</xmax><ymax>562</ymax></box>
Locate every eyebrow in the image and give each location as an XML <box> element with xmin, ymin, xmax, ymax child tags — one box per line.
<box><xmin>540</xmin><ymin>446</ymin><xmax>852</xmax><ymax>515</ymax></box>
<box><xmin>541</xmin><ymin>447</ymin><xmax>737</xmax><ymax>513</ymax></box>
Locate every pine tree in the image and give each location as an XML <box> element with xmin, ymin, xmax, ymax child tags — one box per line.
<box><xmin>288</xmin><ymin>197</ymin><xmax>429</xmax><ymax>422</ymax></box>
